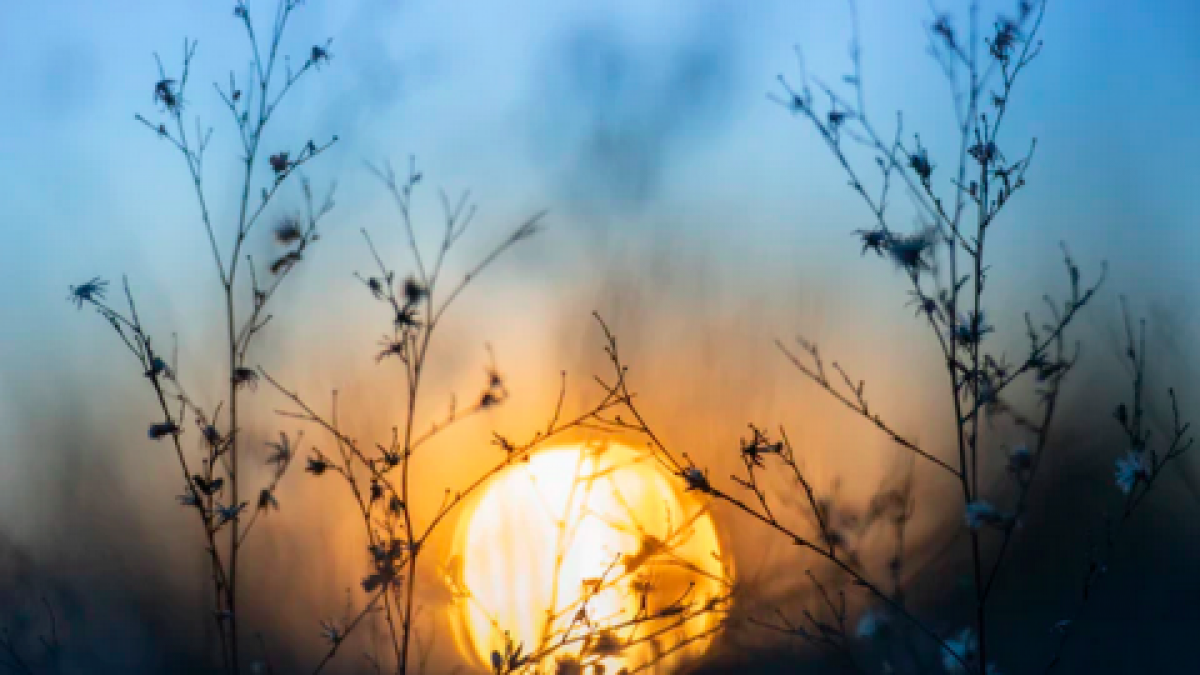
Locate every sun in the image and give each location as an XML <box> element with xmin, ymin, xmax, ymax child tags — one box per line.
<box><xmin>446</xmin><ymin>441</ymin><xmax>732</xmax><ymax>674</ymax></box>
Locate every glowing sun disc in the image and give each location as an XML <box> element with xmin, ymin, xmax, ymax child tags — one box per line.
<box><xmin>448</xmin><ymin>441</ymin><xmax>731</xmax><ymax>674</ymax></box>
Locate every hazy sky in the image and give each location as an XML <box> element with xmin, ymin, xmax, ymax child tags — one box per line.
<box><xmin>1</xmin><ymin>0</ymin><xmax>1198</xmax><ymax>327</ymax></box>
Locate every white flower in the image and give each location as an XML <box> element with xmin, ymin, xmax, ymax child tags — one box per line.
<box><xmin>965</xmin><ymin>501</ymin><xmax>1005</xmax><ymax>530</ymax></box>
<box><xmin>856</xmin><ymin>608</ymin><xmax>886</xmax><ymax>638</ymax></box>
<box><xmin>1115</xmin><ymin>450</ymin><xmax>1149</xmax><ymax>494</ymax></box>
<box><xmin>942</xmin><ymin>627</ymin><xmax>977</xmax><ymax>672</ymax></box>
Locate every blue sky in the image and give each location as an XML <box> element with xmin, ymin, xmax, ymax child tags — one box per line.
<box><xmin>2</xmin><ymin>0</ymin><xmax>1197</xmax><ymax>332</ymax></box>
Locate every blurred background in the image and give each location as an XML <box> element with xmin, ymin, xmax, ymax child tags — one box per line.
<box><xmin>1</xmin><ymin>0</ymin><xmax>1198</xmax><ymax>672</ymax></box>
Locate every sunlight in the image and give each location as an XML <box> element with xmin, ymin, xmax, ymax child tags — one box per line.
<box><xmin>448</xmin><ymin>441</ymin><xmax>732</xmax><ymax>674</ymax></box>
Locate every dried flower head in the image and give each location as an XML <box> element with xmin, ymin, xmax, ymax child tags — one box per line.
<box><xmin>154</xmin><ymin>79</ymin><xmax>180</xmax><ymax>112</ymax></box>
<box><xmin>681</xmin><ymin>466</ymin><xmax>710</xmax><ymax>492</ymax></box>
<box><xmin>265</xmin><ymin>432</ymin><xmax>294</xmax><ymax>466</ymax></box>
<box><xmin>193</xmin><ymin>475</ymin><xmax>224</xmax><ymax>496</ymax></box>
<box><xmin>1114</xmin><ymin>450</ymin><xmax>1149</xmax><ymax>494</ymax></box>
<box><xmin>309</xmin><ymin>43</ymin><xmax>331</xmax><ymax>67</ymax></box>
<box><xmin>257</xmin><ymin>488</ymin><xmax>278</xmax><ymax>511</ymax></box>
<box><xmin>149</xmin><ymin>421</ymin><xmax>182</xmax><ymax>439</ymax></box>
<box><xmin>886</xmin><ymin>229</ymin><xmax>936</xmax><ymax>274</ymax></box>
<box><xmin>965</xmin><ymin>501</ymin><xmax>1007</xmax><ymax>530</ymax></box>
<box><xmin>306</xmin><ymin>455</ymin><xmax>330</xmax><ymax>476</ymax></box>
<box><xmin>268</xmin><ymin>152</ymin><xmax>290</xmax><ymax>175</ymax></box>
<box><xmin>908</xmin><ymin>145</ymin><xmax>934</xmax><ymax>183</ymax></box>
<box><xmin>274</xmin><ymin>215</ymin><xmax>304</xmax><ymax>244</ymax></box>
<box><xmin>232</xmin><ymin>367</ymin><xmax>259</xmax><ymax>390</ymax></box>
<box><xmin>144</xmin><ymin>356</ymin><xmax>172</xmax><ymax>380</ymax></box>
<box><xmin>214</xmin><ymin>502</ymin><xmax>246</xmax><ymax>527</ymax></box>
<box><xmin>856</xmin><ymin>228</ymin><xmax>888</xmax><ymax>257</ymax></box>
<box><xmin>69</xmin><ymin>277</ymin><xmax>109</xmax><ymax>308</ymax></box>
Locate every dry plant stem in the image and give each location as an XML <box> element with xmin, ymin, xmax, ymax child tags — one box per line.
<box><xmin>82</xmin><ymin>2</ymin><xmax>338</xmax><ymax>672</ymax></box>
<box><xmin>589</xmin><ymin>315</ymin><xmax>971</xmax><ymax>672</ymax></box>
<box><xmin>766</xmin><ymin>2</ymin><xmax>1108</xmax><ymax>671</ymax></box>
<box><xmin>261</xmin><ymin>171</ymin><xmax>557</xmax><ymax>673</ymax></box>
<box><xmin>1041</xmin><ymin>303</ymin><xmax>1194</xmax><ymax>672</ymax></box>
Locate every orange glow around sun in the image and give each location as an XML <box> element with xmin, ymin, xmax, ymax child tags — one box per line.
<box><xmin>446</xmin><ymin>441</ymin><xmax>732</xmax><ymax>674</ymax></box>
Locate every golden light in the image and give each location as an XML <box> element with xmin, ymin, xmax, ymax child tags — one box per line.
<box><xmin>447</xmin><ymin>441</ymin><xmax>732</xmax><ymax>674</ymax></box>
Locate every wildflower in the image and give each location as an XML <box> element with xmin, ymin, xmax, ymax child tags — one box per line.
<box><xmin>1007</xmin><ymin>444</ymin><xmax>1034</xmax><ymax>475</ymax></box>
<box><xmin>989</xmin><ymin>19</ymin><xmax>1019</xmax><ymax>61</ymax></box>
<box><xmin>319</xmin><ymin>619</ymin><xmax>343</xmax><ymax>645</ymax></box>
<box><xmin>395</xmin><ymin>304</ymin><xmax>421</xmax><ymax>329</ymax></box>
<box><xmin>232</xmin><ymin>367</ymin><xmax>259</xmax><ymax>390</ymax></box>
<box><xmin>827</xmin><ymin>109</ymin><xmax>847</xmax><ymax>128</ymax></box>
<box><xmin>370</xmin><ymin>479</ymin><xmax>384</xmax><ymax>504</ymax></box>
<box><xmin>402</xmin><ymin>276</ymin><xmax>427</xmax><ymax>305</ymax></box>
<box><xmin>268</xmin><ymin>152</ymin><xmax>290</xmax><ymax>176</ymax></box>
<box><xmin>365</xmin><ymin>276</ymin><xmax>386</xmax><ymax>300</ymax></box>
<box><xmin>306</xmin><ymin>455</ymin><xmax>330</xmax><ymax>475</ymax></box>
<box><xmin>856</xmin><ymin>608</ymin><xmax>887</xmax><ymax>638</ymax></box>
<box><xmin>491</xmin><ymin>649</ymin><xmax>505</xmax><ymax>674</ymax></box>
<box><xmin>388</xmin><ymin>496</ymin><xmax>406</xmax><ymax>515</ymax></box>
<box><xmin>479</xmin><ymin>390</ymin><xmax>501</xmax><ymax>408</ymax></box>
<box><xmin>856</xmin><ymin>228</ymin><xmax>888</xmax><ymax>257</ymax></box>
<box><xmin>954</xmin><ymin>311</ymin><xmax>994</xmax><ymax>346</ymax></box>
<box><xmin>908</xmin><ymin>147</ymin><xmax>933</xmax><ymax>183</ymax></box>
<box><xmin>177</xmin><ymin>491</ymin><xmax>201</xmax><ymax>508</ymax></box>
<box><xmin>149</xmin><ymin>421</ymin><xmax>181</xmax><ymax>439</ymax></box>
<box><xmin>1115</xmin><ymin>450</ymin><xmax>1149</xmax><ymax>494</ymax></box>
<box><xmin>265</xmin><ymin>432</ymin><xmax>293</xmax><ymax>466</ymax></box>
<box><xmin>886</xmin><ymin>230</ymin><xmax>935</xmax><ymax>273</ymax></box>
<box><xmin>907</xmin><ymin>290</ymin><xmax>940</xmax><ymax>319</ymax></box>
<box><xmin>274</xmin><ymin>216</ymin><xmax>304</xmax><ymax>244</ymax></box>
<box><xmin>309</xmin><ymin>43</ymin><xmax>331</xmax><ymax>67</ymax></box>
<box><xmin>740</xmin><ymin>427</ymin><xmax>782</xmax><ymax>467</ymax></box>
<box><xmin>233</xmin><ymin>4</ymin><xmax>247</xmax><ymax>19</ymax></box>
<box><xmin>681</xmin><ymin>466</ymin><xmax>710</xmax><ymax>492</ymax></box>
<box><xmin>214</xmin><ymin>502</ymin><xmax>246</xmax><ymax>527</ymax></box>
<box><xmin>69</xmin><ymin>277</ymin><xmax>108</xmax><ymax>308</ymax></box>
<box><xmin>154</xmin><ymin>79</ymin><xmax>180</xmax><ymax>111</ymax></box>
<box><xmin>376</xmin><ymin>336</ymin><xmax>406</xmax><ymax>363</ymax></box>
<box><xmin>942</xmin><ymin>627</ymin><xmax>978</xmax><ymax>672</ymax></box>
<box><xmin>193</xmin><ymin>474</ymin><xmax>224</xmax><ymax>496</ymax></box>
<box><xmin>965</xmin><ymin>500</ymin><xmax>1006</xmax><ymax>530</ymax></box>
<box><xmin>257</xmin><ymin>488</ymin><xmax>278</xmax><ymax>511</ymax></box>
<box><xmin>144</xmin><ymin>356</ymin><xmax>172</xmax><ymax>380</ymax></box>
<box><xmin>1052</xmin><ymin>619</ymin><xmax>1071</xmax><ymax>634</ymax></box>
<box><xmin>202</xmin><ymin>424</ymin><xmax>223</xmax><ymax>447</ymax></box>
<box><xmin>969</xmin><ymin>140</ymin><xmax>999</xmax><ymax>166</ymax></box>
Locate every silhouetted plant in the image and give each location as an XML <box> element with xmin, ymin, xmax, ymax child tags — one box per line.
<box><xmin>589</xmin><ymin>1</ymin><xmax>1193</xmax><ymax>673</ymax></box>
<box><xmin>72</xmin><ymin>1</ymin><xmax>336</xmax><ymax>672</ymax></box>
<box><xmin>265</xmin><ymin>161</ymin><xmax>731</xmax><ymax>674</ymax></box>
